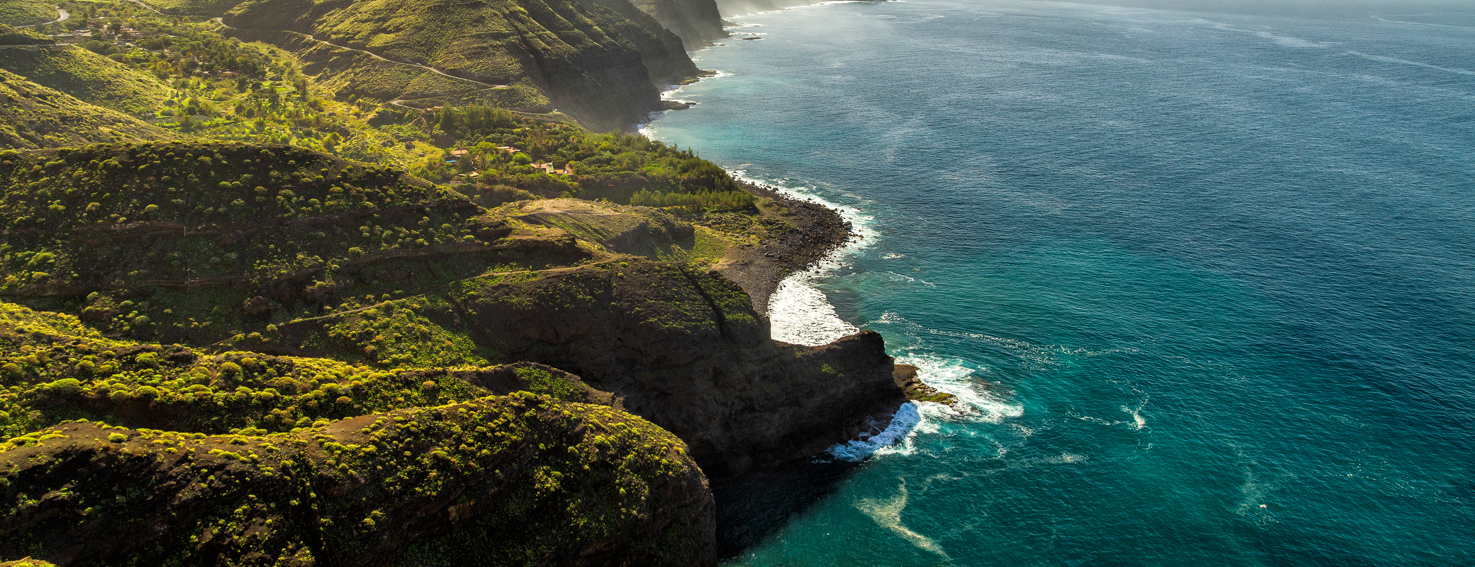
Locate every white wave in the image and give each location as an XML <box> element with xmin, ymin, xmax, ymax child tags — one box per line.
<box><xmin>768</xmin><ymin>276</ymin><xmax>858</xmax><ymax>345</ymax></box>
<box><xmin>827</xmin><ymin>402</ymin><xmax>921</xmax><ymax>461</ymax></box>
<box><xmin>896</xmin><ymin>353</ymin><xmax>1023</xmax><ymax>424</ymax></box>
<box><xmin>825</xmin><ymin>354</ymin><xmax>1023</xmax><ymax>461</ymax></box>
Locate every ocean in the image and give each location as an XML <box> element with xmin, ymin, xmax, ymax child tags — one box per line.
<box><xmin>641</xmin><ymin>0</ymin><xmax>1475</xmax><ymax>564</ymax></box>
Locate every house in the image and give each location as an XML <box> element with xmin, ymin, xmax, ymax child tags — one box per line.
<box><xmin>449</xmin><ymin>149</ymin><xmax>469</xmax><ymax>158</ymax></box>
<box><xmin>531</xmin><ymin>163</ymin><xmax>573</xmax><ymax>176</ymax></box>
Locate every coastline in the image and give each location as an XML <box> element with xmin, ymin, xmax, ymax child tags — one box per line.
<box><xmin>714</xmin><ymin>180</ymin><xmax>856</xmax><ymax>316</ymax></box>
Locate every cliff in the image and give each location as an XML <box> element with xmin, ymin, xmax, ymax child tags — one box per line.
<box><xmin>223</xmin><ymin>0</ymin><xmax>699</xmax><ymax>130</ymax></box>
<box><xmin>631</xmin><ymin>0</ymin><xmax>728</xmax><ymax>49</ymax></box>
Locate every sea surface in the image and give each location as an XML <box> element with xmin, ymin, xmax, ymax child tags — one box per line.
<box><xmin>641</xmin><ymin>1</ymin><xmax>1475</xmax><ymax>564</ymax></box>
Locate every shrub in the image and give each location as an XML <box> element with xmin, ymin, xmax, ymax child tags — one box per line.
<box><xmin>108</xmin><ymin>433</ymin><xmax>128</xmax><ymax>443</ymax></box>
<box><xmin>48</xmin><ymin>378</ymin><xmax>82</xmax><ymax>396</ymax></box>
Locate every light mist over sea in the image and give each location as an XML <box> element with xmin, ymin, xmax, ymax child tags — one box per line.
<box><xmin>645</xmin><ymin>0</ymin><xmax>1475</xmax><ymax>564</ymax></box>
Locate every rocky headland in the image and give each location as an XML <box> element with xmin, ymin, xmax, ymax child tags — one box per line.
<box><xmin>0</xmin><ymin>0</ymin><xmax>931</xmax><ymax>563</ymax></box>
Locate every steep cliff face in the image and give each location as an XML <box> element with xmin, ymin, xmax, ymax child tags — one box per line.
<box><xmin>631</xmin><ymin>0</ymin><xmax>728</xmax><ymax>49</ymax></box>
<box><xmin>224</xmin><ymin>0</ymin><xmax>699</xmax><ymax>129</ymax></box>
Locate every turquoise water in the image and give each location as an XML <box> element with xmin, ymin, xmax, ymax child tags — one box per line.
<box><xmin>643</xmin><ymin>1</ymin><xmax>1475</xmax><ymax>564</ymax></box>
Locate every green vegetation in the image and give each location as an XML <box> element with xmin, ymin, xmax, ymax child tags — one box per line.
<box><xmin>0</xmin><ymin>46</ymin><xmax>171</xmax><ymax>115</ymax></box>
<box><xmin>0</xmin><ymin>0</ymin><xmax>54</xmax><ymax>27</ymax></box>
<box><xmin>417</xmin><ymin>113</ymin><xmax>745</xmax><ymax>204</ymax></box>
<box><xmin>0</xmin><ymin>395</ymin><xmax>710</xmax><ymax>565</ymax></box>
<box><xmin>0</xmin><ymin>22</ymin><xmax>52</xmax><ymax>43</ymax></box>
<box><xmin>0</xmin><ymin>298</ymin><xmax>634</xmax><ymax>444</ymax></box>
<box><xmin>0</xmin><ymin>558</ymin><xmax>58</xmax><ymax>567</ymax></box>
<box><xmin>0</xmin><ymin>68</ymin><xmax>178</xmax><ymax>148</ymax></box>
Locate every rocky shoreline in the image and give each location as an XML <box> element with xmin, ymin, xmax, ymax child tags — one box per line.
<box><xmin>715</xmin><ymin>180</ymin><xmax>856</xmax><ymax>317</ymax></box>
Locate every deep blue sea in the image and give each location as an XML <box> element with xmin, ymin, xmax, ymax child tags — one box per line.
<box><xmin>642</xmin><ymin>1</ymin><xmax>1475</xmax><ymax>564</ymax></box>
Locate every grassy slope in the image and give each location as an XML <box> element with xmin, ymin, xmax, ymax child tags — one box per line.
<box><xmin>0</xmin><ymin>22</ymin><xmax>51</xmax><ymax>42</ymax></box>
<box><xmin>0</xmin><ymin>46</ymin><xmax>172</xmax><ymax>115</ymax></box>
<box><xmin>0</xmin><ymin>0</ymin><xmax>54</xmax><ymax>27</ymax></box>
<box><xmin>0</xmin><ymin>69</ymin><xmax>178</xmax><ymax>148</ymax></box>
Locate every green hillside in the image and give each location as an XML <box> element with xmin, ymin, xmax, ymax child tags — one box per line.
<box><xmin>0</xmin><ymin>0</ymin><xmax>54</xmax><ymax>27</ymax></box>
<box><xmin>0</xmin><ymin>68</ymin><xmax>178</xmax><ymax>148</ymax></box>
<box><xmin>0</xmin><ymin>46</ymin><xmax>172</xmax><ymax>115</ymax></box>
<box><xmin>0</xmin><ymin>301</ymin><xmax>713</xmax><ymax>565</ymax></box>
<box><xmin>0</xmin><ymin>22</ymin><xmax>52</xmax><ymax>42</ymax></box>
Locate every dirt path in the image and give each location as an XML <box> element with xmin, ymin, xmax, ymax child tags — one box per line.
<box><xmin>125</xmin><ymin>0</ymin><xmax>163</xmax><ymax>15</ymax></box>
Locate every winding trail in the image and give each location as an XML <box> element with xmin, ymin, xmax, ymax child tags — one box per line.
<box><xmin>16</xmin><ymin>7</ymin><xmax>68</xmax><ymax>28</ymax></box>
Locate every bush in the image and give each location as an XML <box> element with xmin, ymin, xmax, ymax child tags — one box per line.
<box><xmin>47</xmin><ymin>378</ymin><xmax>82</xmax><ymax>396</ymax></box>
<box><xmin>108</xmin><ymin>433</ymin><xmax>128</xmax><ymax>443</ymax></box>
